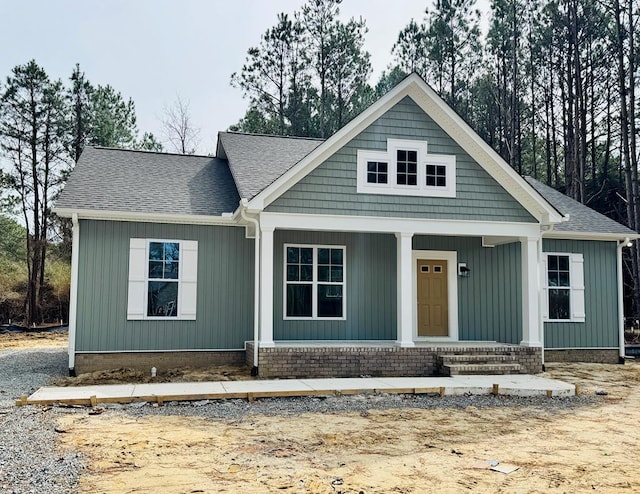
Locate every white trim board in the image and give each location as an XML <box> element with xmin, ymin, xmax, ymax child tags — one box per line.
<box><xmin>412</xmin><ymin>250</ymin><xmax>459</xmax><ymax>342</ymax></box>
<box><xmin>260</xmin><ymin>211</ymin><xmax>542</xmax><ymax>238</ymax></box>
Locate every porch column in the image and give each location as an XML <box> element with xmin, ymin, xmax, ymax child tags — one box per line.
<box><xmin>396</xmin><ymin>232</ymin><xmax>415</xmax><ymax>347</ymax></box>
<box><xmin>520</xmin><ymin>237</ymin><xmax>542</xmax><ymax>347</ymax></box>
<box><xmin>260</xmin><ymin>226</ymin><xmax>275</xmax><ymax>347</ymax></box>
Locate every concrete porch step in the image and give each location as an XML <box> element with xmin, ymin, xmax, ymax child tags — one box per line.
<box><xmin>443</xmin><ymin>363</ymin><xmax>522</xmax><ymax>376</ymax></box>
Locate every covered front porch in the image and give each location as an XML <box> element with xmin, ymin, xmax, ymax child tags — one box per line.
<box><xmin>247</xmin><ymin>212</ymin><xmax>545</xmax><ymax>378</ymax></box>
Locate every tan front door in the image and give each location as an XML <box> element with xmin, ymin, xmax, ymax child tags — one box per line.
<box><xmin>417</xmin><ymin>259</ymin><xmax>449</xmax><ymax>337</ymax></box>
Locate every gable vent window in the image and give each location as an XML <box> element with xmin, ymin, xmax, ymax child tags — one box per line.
<box><xmin>367</xmin><ymin>161</ymin><xmax>388</xmax><ymax>184</ymax></box>
<box><xmin>396</xmin><ymin>150</ymin><xmax>417</xmax><ymax>185</ymax></box>
<box><xmin>357</xmin><ymin>138</ymin><xmax>456</xmax><ymax>198</ymax></box>
<box><xmin>426</xmin><ymin>164</ymin><xmax>447</xmax><ymax>187</ymax></box>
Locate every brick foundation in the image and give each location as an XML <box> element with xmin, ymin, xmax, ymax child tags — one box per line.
<box><xmin>247</xmin><ymin>342</ymin><xmax>542</xmax><ymax>378</ymax></box>
<box><xmin>74</xmin><ymin>351</ymin><xmax>246</xmax><ymax>374</ymax></box>
<box><xmin>544</xmin><ymin>348</ymin><xmax>620</xmax><ymax>364</ymax></box>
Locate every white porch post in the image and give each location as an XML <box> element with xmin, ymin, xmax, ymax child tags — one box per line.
<box><xmin>396</xmin><ymin>232</ymin><xmax>415</xmax><ymax>347</ymax></box>
<box><xmin>520</xmin><ymin>237</ymin><xmax>542</xmax><ymax>347</ymax></box>
<box><xmin>260</xmin><ymin>226</ymin><xmax>275</xmax><ymax>347</ymax></box>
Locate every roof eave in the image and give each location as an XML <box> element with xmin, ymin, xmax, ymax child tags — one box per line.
<box><xmin>542</xmin><ymin>230</ymin><xmax>640</xmax><ymax>241</ymax></box>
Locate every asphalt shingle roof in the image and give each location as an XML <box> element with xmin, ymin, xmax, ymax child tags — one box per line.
<box><xmin>56</xmin><ymin>140</ymin><xmax>638</xmax><ymax>238</ymax></box>
<box><xmin>56</xmin><ymin>147</ymin><xmax>240</xmax><ymax>216</ymax></box>
<box><xmin>218</xmin><ymin>132</ymin><xmax>324</xmax><ymax>199</ymax></box>
<box><xmin>525</xmin><ymin>176</ymin><xmax>636</xmax><ymax>236</ymax></box>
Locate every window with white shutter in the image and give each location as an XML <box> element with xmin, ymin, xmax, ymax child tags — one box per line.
<box><xmin>542</xmin><ymin>252</ymin><xmax>585</xmax><ymax>323</ymax></box>
<box><xmin>127</xmin><ymin>239</ymin><xmax>198</xmax><ymax>320</ymax></box>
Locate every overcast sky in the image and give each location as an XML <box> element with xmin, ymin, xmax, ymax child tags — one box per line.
<box><xmin>1</xmin><ymin>0</ymin><xmax>489</xmax><ymax>155</ymax></box>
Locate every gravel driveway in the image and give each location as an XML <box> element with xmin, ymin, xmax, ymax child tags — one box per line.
<box><xmin>0</xmin><ymin>347</ymin><xmax>83</xmax><ymax>494</ymax></box>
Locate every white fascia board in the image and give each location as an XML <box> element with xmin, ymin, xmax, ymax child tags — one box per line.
<box><xmin>404</xmin><ymin>83</ymin><xmax>564</xmax><ymax>225</ymax></box>
<box><xmin>542</xmin><ymin>231</ymin><xmax>640</xmax><ymax>241</ymax></box>
<box><xmin>248</xmin><ymin>76</ymin><xmax>421</xmax><ymax>211</ymax></box>
<box><xmin>53</xmin><ymin>207</ymin><xmax>241</xmax><ymax>226</ymax></box>
<box><xmin>259</xmin><ymin>211</ymin><xmax>541</xmax><ymax>238</ymax></box>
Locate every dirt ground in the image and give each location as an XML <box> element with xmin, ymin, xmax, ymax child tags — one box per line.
<box><xmin>53</xmin><ymin>362</ymin><xmax>640</xmax><ymax>494</ymax></box>
<box><xmin>0</xmin><ymin>329</ymin><xmax>67</xmax><ymax>349</ymax></box>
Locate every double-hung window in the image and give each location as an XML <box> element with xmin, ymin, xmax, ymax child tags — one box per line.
<box><xmin>285</xmin><ymin>245</ymin><xmax>346</xmax><ymax>319</ymax></box>
<box><xmin>543</xmin><ymin>253</ymin><xmax>585</xmax><ymax>323</ymax></box>
<box><xmin>127</xmin><ymin>239</ymin><xmax>198</xmax><ymax>320</ymax></box>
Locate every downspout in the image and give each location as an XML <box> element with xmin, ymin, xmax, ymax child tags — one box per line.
<box><xmin>68</xmin><ymin>213</ymin><xmax>80</xmax><ymax>376</ymax></box>
<box><xmin>240</xmin><ymin>200</ymin><xmax>260</xmax><ymax>375</ymax></box>
<box><xmin>617</xmin><ymin>237</ymin><xmax>631</xmax><ymax>362</ymax></box>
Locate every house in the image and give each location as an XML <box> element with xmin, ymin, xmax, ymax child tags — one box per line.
<box><xmin>54</xmin><ymin>74</ymin><xmax>638</xmax><ymax>378</ymax></box>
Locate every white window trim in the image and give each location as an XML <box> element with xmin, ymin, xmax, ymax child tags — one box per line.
<box><xmin>283</xmin><ymin>244</ymin><xmax>347</xmax><ymax>321</ymax></box>
<box><xmin>412</xmin><ymin>250</ymin><xmax>459</xmax><ymax>341</ymax></box>
<box><xmin>356</xmin><ymin>138</ymin><xmax>456</xmax><ymax>198</ymax></box>
<box><xmin>127</xmin><ymin>238</ymin><xmax>198</xmax><ymax>321</ymax></box>
<box><xmin>542</xmin><ymin>252</ymin><xmax>585</xmax><ymax>323</ymax></box>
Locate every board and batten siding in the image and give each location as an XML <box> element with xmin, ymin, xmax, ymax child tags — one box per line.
<box><xmin>273</xmin><ymin>230</ymin><xmax>397</xmax><ymax>340</ymax></box>
<box><xmin>413</xmin><ymin>236</ymin><xmax>522</xmax><ymax>343</ymax></box>
<box><xmin>543</xmin><ymin>239</ymin><xmax>618</xmax><ymax>348</ymax></box>
<box><xmin>266</xmin><ymin>96</ymin><xmax>534</xmax><ymax>223</ymax></box>
<box><xmin>76</xmin><ymin>220</ymin><xmax>254</xmax><ymax>352</ymax></box>
<box><xmin>272</xmin><ymin>231</ymin><xmax>522</xmax><ymax>344</ymax></box>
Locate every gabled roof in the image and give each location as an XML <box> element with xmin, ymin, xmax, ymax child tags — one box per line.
<box><xmin>244</xmin><ymin>73</ymin><xmax>564</xmax><ymax>225</ymax></box>
<box><xmin>525</xmin><ymin>177</ymin><xmax>638</xmax><ymax>238</ymax></box>
<box><xmin>217</xmin><ymin>132</ymin><xmax>323</xmax><ymax>200</ymax></box>
<box><xmin>55</xmin><ymin>147</ymin><xmax>239</xmax><ymax>218</ymax></box>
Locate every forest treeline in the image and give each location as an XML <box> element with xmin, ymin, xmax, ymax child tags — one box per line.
<box><xmin>3</xmin><ymin>0</ymin><xmax>640</xmax><ymax>324</ymax></box>
<box><xmin>231</xmin><ymin>0</ymin><xmax>640</xmax><ymax>316</ymax></box>
<box><xmin>0</xmin><ymin>62</ymin><xmax>162</xmax><ymax>325</ymax></box>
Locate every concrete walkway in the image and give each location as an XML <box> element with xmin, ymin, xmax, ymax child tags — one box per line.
<box><xmin>20</xmin><ymin>374</ymin><xmax>576</xmax><ymax>407</ymax></box>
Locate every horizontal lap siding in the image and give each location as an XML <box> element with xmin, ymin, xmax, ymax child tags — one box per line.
<box><xmin>543</xmin><ymin>239</ymin><xmax>618</xmax><ymax>348</ymax></box>
<box><xmin>266</xmin><ymin>97</ymin><xmax>534</xmax><ymax>222</ymax></box>
<box><xmin>413</xmin><ymin>236</ymin><xmax>522</xmax><ymax>343</ymax></box>
<box><xmin>76</xmin><ymin>220</ymin><xmax>254</xmax><ymax>352</ymax></box>
<box><xmin>273</xmin><ymin>230</ymin><xmax>396</xmax><ymax>340</ymax></box>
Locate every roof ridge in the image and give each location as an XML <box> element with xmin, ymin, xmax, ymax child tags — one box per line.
<box><xmin>221</xmin><ymin>131</ymin><xmax>325</xmax><ymax>142</ymax></box>
<box><xmin>88</xmin><ymin>146</ymin><xmax>215</xmax><ymax>160</ymax></box>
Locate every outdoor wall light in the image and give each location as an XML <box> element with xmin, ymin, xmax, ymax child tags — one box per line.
<box><xmin>458</xmin><ymin>262</ymin><xmax>470</xmax><ymax>277</ymax></box>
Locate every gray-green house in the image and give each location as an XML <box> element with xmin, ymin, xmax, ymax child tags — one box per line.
<box><xmin>55</xmin><ymin>74</ymin><xmax>638</xmax><ymax>377</ymax></box>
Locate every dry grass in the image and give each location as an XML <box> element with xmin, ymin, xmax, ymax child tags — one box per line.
<box><xmin>0</xmin><ymin>330</ymin><xmax>67</xmax><ymax>349</ymax></box>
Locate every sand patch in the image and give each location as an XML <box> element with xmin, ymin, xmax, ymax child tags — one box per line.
<box><xmin>56</xmin><ymin>362</ymin><xmax>640</xmax><ymax>493</ymax></box>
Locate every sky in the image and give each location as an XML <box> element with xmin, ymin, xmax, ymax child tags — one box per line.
<box><xmin>0</xmin><ymin>0</ymin><xmax>490</xmax><ymax>155</ymax></box>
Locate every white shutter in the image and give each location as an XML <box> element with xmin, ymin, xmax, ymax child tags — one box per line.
<box><xmin>179</xmin><ymin>240</ymin><xmax>198</xmax><ymax>320</ymax></box>
<box><xmin>570</xmin><ymin>253</ymin><xmax>585</xmax><ymax>322</ymax></box>
<box><xmin>541</xmin><ymin>255</ymin><xmax>549</xmax><ymax>320</ymax></box>
<box><xmin>127</xmin><ymin>238</ymin><xmax>147</xmax><ymax>320</ymax></box>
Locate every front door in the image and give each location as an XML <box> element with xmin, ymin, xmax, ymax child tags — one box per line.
<box><xmin>417</xmin><ymin>259</ymin><xmax>449</xmax><ymax>337</ymax></box>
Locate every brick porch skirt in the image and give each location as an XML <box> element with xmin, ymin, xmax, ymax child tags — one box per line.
<box><xmin>544</xmin><ymin>348</ymin><xmax>620</xmax><ymax>364</ymax></box>
<box><xmin>246</xmin><ymin>342</ymin><xmax>542</xmax><ymax>379</ymax></box>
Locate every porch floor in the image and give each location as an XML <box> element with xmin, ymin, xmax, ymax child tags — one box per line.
<box><xmin>23</xmin><ymin>374</ymin><xmax>575</xmax><ymax>407</ymax></box>
<box><xmin>269</xmin><ymin>340</ymin><xmax>520</xmax><ymax>348</ymax></box>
